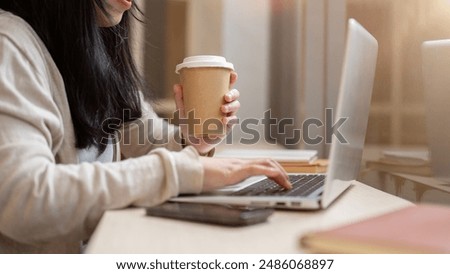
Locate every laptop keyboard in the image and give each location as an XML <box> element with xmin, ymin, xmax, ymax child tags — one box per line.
<box><xmin>230</xmin><ymin>174</ymin><xmax>325</xmax><ymax>197</ymax></box>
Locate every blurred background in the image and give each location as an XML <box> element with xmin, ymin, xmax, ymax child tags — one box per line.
<box><xmin>131</xmin><ymin>0</ymin><xmax>450</xmax><ymax>158</ymax></box>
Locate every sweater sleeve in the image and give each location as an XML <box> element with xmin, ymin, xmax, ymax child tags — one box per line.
<box><xmin>119</xmin><ymin>98</ymin><xmax>185</xmax><ymax>158</ymax></box>
<box><xmin>119</xmin><ymin>95</ymin><xmax>218</xmax><ymax>158</ymax></box>
<box><xmin>0</xmin><ymin>28</ymin><xmax>203</xmax><ymax>245</ymax></box>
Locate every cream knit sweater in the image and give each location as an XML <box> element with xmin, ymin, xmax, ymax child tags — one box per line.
<box><xmin>0</xmin><ymin>11</ymin><xmax>203</xmax><ymax>253</ymax></box>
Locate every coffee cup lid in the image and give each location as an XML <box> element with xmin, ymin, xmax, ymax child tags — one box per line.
<box><xmin>175</xmin><ymin>55</ymin><xmax>234</xmax><ymax>74</ymax></box>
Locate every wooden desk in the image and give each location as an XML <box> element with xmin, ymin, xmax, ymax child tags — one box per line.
<box><xmin>86</xmin><ymin>181</ymin><xmax>411</xmax><ymax>254</ymax></box>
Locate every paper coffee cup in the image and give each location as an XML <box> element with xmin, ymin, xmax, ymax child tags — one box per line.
<box><xmin>176</xmin><ymin>56</ymin><xmax>235</xmax><ymax>137</ymax></box>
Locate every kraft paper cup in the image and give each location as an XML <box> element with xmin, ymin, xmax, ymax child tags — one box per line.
<box><xmin>176</xmin><ymin>56</ymin><xmax>235</xmax><ymax>137</ymax></box>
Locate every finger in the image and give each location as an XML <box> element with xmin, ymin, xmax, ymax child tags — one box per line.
<box><xmin>221</xmin><ymin>100</ymin><xmax>240</xmax><ymax>114</ymax></box>
<box><xmin>267</xmin><ymin>169</ymin><xmax>292</xmax><ymax>190</ymax></box>
<box><xmin>173</xmin><ymin>84</ymin><xmax>183</xmax><ymax>107</ymax></box>
<box><xmin>270</xmin><ymin>159</ymin><xmax>290</xmax><ymax>183</ymax></box>
<box><xmin>224</xmin><ymin>89</ymin><xmax>240</xmax><ymax>103</ymax></box>
<box><xmin>173</xmin><ymin>84</ymin><xmax>186</xmax><ymax>117</ymax></box>
<box><xmin>261</xmin><ymin>158</ymin><xmax>288</xmax><ymax>180</ymax></box>
<box><xmin>222</xmin><ymin>116</ymin><xmax>239</xmax><ymax>130</ymax></box>
<box><xmin>243</xmin><ymin>163</ymin><xmax>292</xmax><ymax>189</ymax></box>
<box><xmin>230</xmin><ymin>72</ymin><xmax>238</xmax><ymax>86</ymax></box>
<box><xmin>250</xmin><ymin>159</ymin><xmax>291</xmax><ymax>189</ymax></box>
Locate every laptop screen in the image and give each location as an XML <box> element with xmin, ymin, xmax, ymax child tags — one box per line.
<box><xmin>322</xmin><ymin>19</ymin><xmax>378</xmax><ymax>208</ymax></box>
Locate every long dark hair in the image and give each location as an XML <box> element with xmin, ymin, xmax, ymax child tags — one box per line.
<box><xmin>1</xmin><ymin>0</ymin><xmax>144</xmax><ymax>152</ymax></box>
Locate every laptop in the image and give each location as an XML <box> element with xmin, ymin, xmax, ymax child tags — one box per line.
<box><xmin>421</xmin><ymin>40</ymin><xmax>450</xmax><ymax>181</ymax></box>
<box><xmin>172</xmin><ymin>18</ymin><xmax>379</xmax><ymax>210</ymax></box>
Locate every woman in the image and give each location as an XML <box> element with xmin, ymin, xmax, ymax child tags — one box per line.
<box><xmin>0</xmin><ymin>0</ymin><xmax>290</xmax><ymax>253</ymax></box>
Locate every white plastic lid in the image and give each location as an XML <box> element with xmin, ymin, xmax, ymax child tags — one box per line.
<box><xmin>175</xmin><ymin>55</ymin><xmax>234</xmax><ymax>74</ymax></box>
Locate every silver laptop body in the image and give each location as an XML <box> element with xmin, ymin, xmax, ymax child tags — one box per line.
<box><xmin>421</xmin><ymin>40</ymin><xmax>450</xmax><ymax>181</ymax></box>
<box><xmin>172</xmin><ymin>19</ymin><xmax>378</xmax><ymax>210</ymax></box>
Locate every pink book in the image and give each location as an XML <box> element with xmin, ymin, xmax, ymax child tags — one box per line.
<box><xmin>301</xmin><ymin>204</ymin><xmax>450</xmax><ymax>253</ymax></box>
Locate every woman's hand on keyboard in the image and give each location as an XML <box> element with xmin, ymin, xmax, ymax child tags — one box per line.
<box><xmin>199</xmin><ymin>157</ymin><xmax>292</xmax><ymax>192</ymax></box>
